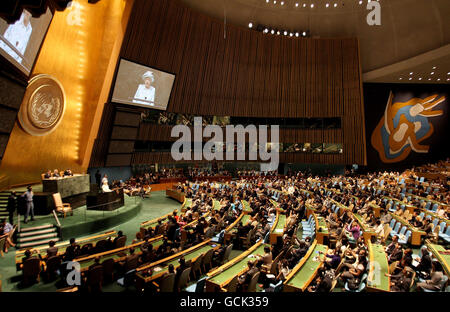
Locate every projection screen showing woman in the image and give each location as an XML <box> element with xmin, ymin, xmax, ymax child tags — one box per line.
<box><xmin>133</xmin><ymin>71</ymin><xmax>156</xmax><ymax>105</ymax></box>
<box><xmin>0</xmin><ymin>10</ymin><xmax>33</xmax><ymax>64</ymax></box>
<box><xmin>0</xmin><ymin>8</ymin><xmax>52</xmax><ymax>76</ymax></box>
<box><xmin>112</xmin><ymin>59</ymin><xmax>175</xmax><ymax>111</ymax></box>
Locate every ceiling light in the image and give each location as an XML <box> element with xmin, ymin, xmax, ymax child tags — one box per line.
<box><xmin>248</xmin><ymin>22</ymin><xmax>253</xmax><ymax>28</ymax></box>
<box><xmin>399</xmin><ymin>78</ymin><xmax>403</xmax><ymax>80</ymax></box>
<box><xmin>311</xmin><ymin>4</ymin><xmax>314</xmax><ymax>8</ymax></box>
<box><xmin>418</xmin><ymin>78</ymin><xmax>422</xmax><ymax>80</ymax></box>
<box><xmin>410</xmin><ymin>72</ymin><xmax>413</xmax><ymax>75</ymax></box>
<box><xmin>326</xmin><ymin>3</ymin><xmax>329</xmax><ymax>8</ymax></box>
<box><xmin>295</xmin><ymin>32</ymin><xmax>299</xmax><ymax>37</ymax></box>
<box><xmin>271</xmin><ymin>29</ymin><xmax>275</xmax><ymax>34</ymax></box>
<box><xmin>334</xmin><ymin>3</ymin><xmax>337</xmax><ymax>7</ymax></box>
<box><xmin>409</xmin><ymin>78</ymin><xmax>412</xmax><ymax>81</ymax></box>
<box><xmin>447</xmin><ymin>72</ymin><xmax>450</xmax><ymax>75</ymax></box>
<box><xmin>284</xmin><ymin>31</ymin><xmax>288</xmax><ymax>35</ymax></box>
<box><xmin>281</xmin><ymin>1</ymin><xmax>284</xmax><ymax>5</ymax></box>
<box><xmin>303</xmin><ymin>31</ymin><xmax>306</xmax><ymax>36</ymax></box>
<box><xmin>432</xmin><ymin>66</ymin><xmax>437</xmax><ymax>69</ymax></box>
<box><xmin>428</xmin><ymin>78</ymin><xmax>432</xmax><ymax>81</ymax></box>
<box><xmin>295</xmin><ymin>3</ymin><xmax>299</xmax><ymax>7</ymax></box>
<box><xmin>303</xmin><ymin>4</ymin><xmax>306</xmax><ymax>8</ymax></box>
<box><xmin>431</xmin><ymin>72</ymin><xmax>435</xmax><ymax>75</ymax></box>
<box><xmin>359</xmin><ymin>0</ymin><xmax>363</xmax><ymax>4</ymax></box>
<box><xmin>437</xmin><ymin>78</ymin><xmax>441</xmax><ymax>81</ymax></box>
<box><xmin>277</xmin><ymin>31</ymin><xmax>280</xmax><ymax>35</ymax></box>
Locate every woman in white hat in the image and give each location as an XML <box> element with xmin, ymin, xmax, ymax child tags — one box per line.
<box><xmin>133</xmin><ymin>71</ymin><xmax>155</xmax><ymax>105</ymax></box>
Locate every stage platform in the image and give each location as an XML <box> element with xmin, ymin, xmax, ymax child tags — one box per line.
<box><xmin>18</xmin><ymin>196</ymin><xmax>142</xmax><ymax>240</ymax></box>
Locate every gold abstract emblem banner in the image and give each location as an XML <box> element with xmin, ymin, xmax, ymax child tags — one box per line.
<box><xmin>18</xmin><ymin>74</ymin><xmax>66</xmax><ymax>136</ymax></box>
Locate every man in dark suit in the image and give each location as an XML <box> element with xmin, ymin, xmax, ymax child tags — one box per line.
<box><xmin>237</xmin><ymin>260</ymin><xmax>259</xmax><ymax>292</ymax></box>
<box><xmin>414</xmin><ymin>246</ymin><xmax>432</xmax><ymax>274</ymax></box>
<box><xmin>7</xmin><ymin>191</ymin><xmax>17</xmax><ymax>225</ymax></box>
<box><xmin>386</xmin><ymin>267</ymin><xmax>412</xmax><ymax>292</ymax></box>
<box><xmin>46</xmin><ymin>240</ymin><xmax>58</xmax><ymax>258</ymax></box>
<box><xmin>64</xmin><ymin>238</ymin><xmax>80</xmax><ymax>261</ymax></box>
<box><xmin>95</xmin><ymin>170</ymin><xmax>101</xmax><ymax>188</ymax></box>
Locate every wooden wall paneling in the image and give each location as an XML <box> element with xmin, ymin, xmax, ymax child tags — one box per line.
<box><xmin>95</xmin><ymin>0</ymin><xmax>366</xmax><ymax>167</ymax></box>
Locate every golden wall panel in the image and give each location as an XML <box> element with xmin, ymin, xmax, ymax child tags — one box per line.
<box><xmin>0</xmin><ymin>0</ymin><xmax>132</xmax><ymax>187</ymax></box>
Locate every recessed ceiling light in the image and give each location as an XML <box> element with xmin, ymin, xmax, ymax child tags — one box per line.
<box><xmin>277</xmin><ymin>31</ymin><xmax>280</xmax><ymax>35</ymax></box>
<box><xmin>409</xmin><ymin>78</ymin><xmax>412</xmax><ymax>80</ymax></box>
<box><xmin>359</xmin><ymin>0</ymin><xmax>363</xmax><ymax>4</ymax></box>
<box><xmin>334</xmin><ymin>3</ymin><xmax>337</xmax><ymax>7</ymax></box>
<box><xmin>248</xmin><ymin>22</ymin><xmax>253</xmax><ymax>28</ymax></box>
<box><xmin>295</xmin><ymin>3</ymin><xmax>299</xmax><ymax>7</ymax></box>
<box><xmin>281</xmin><ymin>1</ymin><xmax>284</xmax><ymax>5</ymax></box>
<box><xmin>271</xmin><ymin>29</ymin><xmax>275</xmax><ymax>34</ymax></box>
<box><xmin>303</xmin><ymin>31</ymin><xmax>306</xmax><ymax>36</ymax></box>
<box><xmin>447</xmin><ymin>72</ymin><xmax>450</xmax><ymax>75</ymax></box>
<box><xmin>295</xmin><ymin>32</ymin><xmax>299</xmax><ymax>37</ymax></box>
<box><xmin>303</xmin><ymin>3</ymin><xmax>306</xmax><ymax>8</ymax></box>
<box><xmin>326</xmin><ymin>3</ymin><xmax>329</xmax><ymax>8</ymax></box>
<box><xmin>418</xmin><ymin>78</ymin><xmax>422</xmax><ymax>80</ymax></box>
<box><xmin>428</xmin><ymin>78</ymin><xmax>432</xmax><ymax>81</ymax></box>
<box><xmin>399</xmin><ymin>78</ymin><xmax>403</xmax><ymax>80</ymax></box>
<box><xmin>431</xmin><ymin>72</ymin><xmax>435</xmax><ymax>75</ymax></box>
<box><xmin>437</xmin><ymin>78</ymin><xmax>441</xmax><ymax>81</ymax></box>
<box><xmin>311</xmin><ymin>4</ymin><xmax>314</xmax><ymax>8</ymax></box>
<box><xmin>284</xmin><ymin>31</ymin><xmax>288</xmax><ymax>35</ymax></box>
<box><xmin>432</xmin><ymin>66</ymin><xmax>437</xmax><ymax>69</ymax></box>
<box><xmin>410</xmin><ymin>72</ymin><xmax>413</xmax><ymax>75</ymax></box>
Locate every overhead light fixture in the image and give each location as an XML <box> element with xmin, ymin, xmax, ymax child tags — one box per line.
<box><xmin>410</xmin><ymin>72</ymin><xmax>413</xmax><ymax>75</ymax></box>
<box><xmin>431</xmin><ymin>72</ymin><xmax>435</xmax><ymax>75</ymax></box>
<box><xmin>295</xmin><ymin>3</ymin><xmax>299</xmax><ymax>7</ymax></box>
<box><xmin>334</xmin><ymin>3</ymin><xmax>337</xmax><ymax>7</ymax></box>
<box><xmin>248</xmin><ymin>22</ymin><xmax>253</xmax><ymax>28</ymax></box>
<box><xmin>303</xmin><ymin>31</ymin><xmax>306</xmax><ymax>36</ymax></box>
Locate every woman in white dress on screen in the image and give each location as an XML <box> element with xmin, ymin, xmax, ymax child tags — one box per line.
<box><xmin>133</xmin><ymin>71</ymin><xmax>155</xmax><ymax>106</ymax></box>
<box><xmin>0</xmin><ymin>10</ymin><xmax>33</xmax><ymax>64</ymax></box>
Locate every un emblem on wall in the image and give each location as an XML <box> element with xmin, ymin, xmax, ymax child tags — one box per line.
<box><xmin>18</xmin><ymin>74</ymin><xmax>66</xmax><ymax>136</ymax></box>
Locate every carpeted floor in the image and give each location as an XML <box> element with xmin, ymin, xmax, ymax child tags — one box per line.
<box><xmin>0</xmin><ymin>191</ymin><xmax>180</xmax><ymax>292</ymax></box>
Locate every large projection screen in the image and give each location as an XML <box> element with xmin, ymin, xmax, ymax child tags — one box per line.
<box><xmin>111</xmin><ymin>59</ymin><xmax>175</xmax><ymax>110</ymax></box>
<box><xmin>0</xmin><ymin>8</ymin><xmax>53</xmax><ymax>76</ymax></box>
